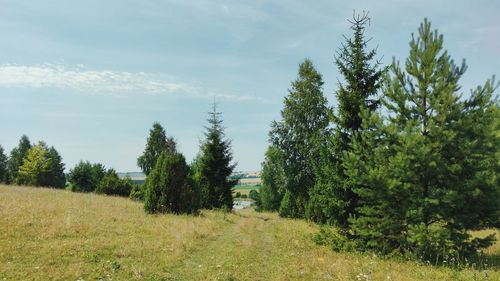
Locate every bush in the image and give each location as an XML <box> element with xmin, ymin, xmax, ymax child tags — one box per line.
<box><xmin>68</xmin><ymin>161</ymin><xmax>105</xmax><ymax>192</ymax></box>
<box><xmin>144</xmin><ymin>152</ymin><xmax>199</xmax><ymax>214</ymax></box>
<box><xmin>129</xmin><ymin>183</ymin><xmax>145</xmax><ymax>201</ymax></box>
<box><xmin>234</xmin><ymin>191</ymin><xmax>241</xmax><ymax>198</ymax></box>
<box><xmin>95</xmin><ymin>169</ymin><xmax>133</xmax><ymax>197</ymax></box>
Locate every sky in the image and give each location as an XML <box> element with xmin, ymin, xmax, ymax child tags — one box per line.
<box><xmin>0</xmin><ymin>0</ymin><xmax>499</xmax><ymax>172</ymax></box>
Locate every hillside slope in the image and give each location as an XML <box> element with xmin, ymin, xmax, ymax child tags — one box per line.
<box><xmin>1</xmin><ymin>185</ymin><xmax>498</xmax><ymax>280</ymax></box>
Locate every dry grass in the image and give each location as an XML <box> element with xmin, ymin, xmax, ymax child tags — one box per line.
<box><xmin>1</xmin><ymin>185</ymin><xmax>499</xmax><ymax>280</ymax></box>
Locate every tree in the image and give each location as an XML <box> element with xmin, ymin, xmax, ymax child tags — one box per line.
<box><xmin>17</xmin><ymin>144</ymin><xmax>51</xmax><ymax>186</ymax></box>
<box><xmin>7</xmin><ymin>135</ymin><xmax>31</xmax><ymax>184</ymax></box>
<box><xmin>0</xmin><ymin>145</ymin><xmax>7</xmax><ymax>183</ymax></box>
<box><xmin>346</xmin><ymin>19</ymin><xmax>500</xmax><ymax>261</ymax></box>
<box><xmin>144</xmin><ymin>150</ymin><xmax>199</xmax><ymax>214</ymax></box>
<box><xmin>196</xmin><ymin>103</ymin><xmax>237</xmax><ymax>210</ymax></box>
<box><xmin>308</xmin><ymin>12</ymin><xmax>385</xmax><ymax>226</ymax></box>
<box><xmin>270</xmin><ymin>59</ymin><xmax>330</xmax><ymax>218</ymax></box>
<box><xmin>41</xmin><ymin>146</ymin><xmax>66</xmax><ymax>188</ymax></box>
<box><xmin>95</xmin><ymin>168</ymin><xmax>133</xmax><ymax>197</ymax></box>
<box><xmin>258</xmin><ymin>146</ymin><xmax>284</xmax><ymax>212</ymax></box>
<box><xmin>68</xmin><ymin>161</ymin><xmax>105</xmax><ymax>192</ymax></box>
<box><xmin>137</xmin><ymin>122</ymin><xmax>176</xmax><ymax>176</ymax></box>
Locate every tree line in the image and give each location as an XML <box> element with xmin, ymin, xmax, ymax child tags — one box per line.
<box><xmin>257</xmin><ymin>14</ymin><xmax>500</xmax><ymax>262</ymax></box>
<box><xmin>0</xmin><ymin>104</ymin><xmax>237</xmax><ymax>216</ymax></box>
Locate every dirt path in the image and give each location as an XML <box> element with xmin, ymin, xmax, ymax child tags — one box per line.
<box><xmin>166</xmin><ymin>209</ymin><xmax>280</xmax><ymax>280</ymax></box>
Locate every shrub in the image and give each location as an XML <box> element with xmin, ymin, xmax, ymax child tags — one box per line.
<box><xmin>144</xmin><ymin>151</ymin><xmax>199</xmax><ymax>214</ymax></box>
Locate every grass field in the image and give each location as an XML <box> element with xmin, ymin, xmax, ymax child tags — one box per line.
<box><xmin>233</xmin><ymin>185</ymin><xmax>260</xmax><ymax>196</ymax></box>
<box><xmin>1</xmin><ymin>185</ymin><xmax>499</xmax><ymax>280</ymax></box>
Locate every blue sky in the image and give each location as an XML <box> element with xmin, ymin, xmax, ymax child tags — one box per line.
<box><xmin>0</xmin><ymin>0</ymin><xmax>499</xmax><ymax>172</ymax></box>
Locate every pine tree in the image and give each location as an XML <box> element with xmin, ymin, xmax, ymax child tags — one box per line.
<box><xmin>347</xmin><ymin>19</ymin><xmax>500</xmax><ymax>261</ymax></box>
<box><xmin>7</xmin><ymin>135</ymin><xmax>31</xmax><ymax>184</ymax></box>
<box><xmin>68</xmin><ymin>161</ymin><xmax>105</xmax><ymax>192</ymax></box>
<box><xmin>137</xmin><ymin>122</ymin><xmax>176</xmax><ymax>176</ymax></box>
<box><xmin>0</xmin><ymin>145</ymin><xmax>7</xmax><ymax>183</ymax></box>
<box><xmin>270</xmin><ymin>58</ymin><xmax>330</xmax><ymax>218</ymax></box>
<box><xmin>196</xmin><ymin>103</ymin><xmax>237</xmax><ymax>210</ymax></box>
<box><xmin>309</xmin><ymin>12</ymin><xmax>385</xmax><ymax>226</ymax></box>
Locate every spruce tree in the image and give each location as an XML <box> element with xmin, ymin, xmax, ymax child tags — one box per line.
<box><xmin>137</xmin><ymin>122</ymin><xmax>176</xmax><ymax>176</ymax></box>
<box><xmin>196</xmin><ymin>103</ymin><xmax>237</xmax><ymax>210</ymax></box>
<box><xmin>0</xmin><ymin>145</ymin><xmax>7</xmax><ymax>183</ymax></box>
<box><xmin>309</xmin><ymin>12</ymin><xmax>385</xmax><ymax>226</ymax></box>
<box><xmin>7</xmin><ymin>135</ymin><xmax>31</xmax><ymax>184</ymax></box>
<box><xmin>270</xmin><ymin>59</ymin><xmax>330</xmax><ymax>218</ymax></box>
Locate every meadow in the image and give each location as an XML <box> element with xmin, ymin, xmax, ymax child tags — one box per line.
<box><xmin>1</xmin><ymin>185</ymin><xmax>499</xmax><ymax>281</ymax></box>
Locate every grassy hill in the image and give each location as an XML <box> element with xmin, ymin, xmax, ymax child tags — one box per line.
<box><xmin>1</xmin><ymin>185</ymin><xmax>498</xmax><ymax>280</ymax></box>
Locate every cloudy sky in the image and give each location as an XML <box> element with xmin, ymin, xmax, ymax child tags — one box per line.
<box><xmin>0</xmin><ymin>0</ymin><xmax>498</xmax><ymax>172</ymax></box>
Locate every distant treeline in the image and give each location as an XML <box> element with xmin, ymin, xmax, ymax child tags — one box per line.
<box><xmin>0</xmin><ymin>103</ymin><xmax>237</xmax><ymax>215</ymax></box>
<box><xmin>255</xmin><ymin>13</ymin><xmax>500</xmax><ymax>263</ymax></box>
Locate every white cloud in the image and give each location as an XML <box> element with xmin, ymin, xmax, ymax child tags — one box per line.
<box><xmin>0</xmin><ymin>63</ymin><xmax>267</xmax><ymax>102</ymax></box>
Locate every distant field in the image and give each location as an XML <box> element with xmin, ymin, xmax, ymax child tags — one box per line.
<box><xmin>1</xmin><ymin>185</ymin><xmax>499</xmax><ymax>280</ymax></box>
<box><xmin>233</xmin><ymin>184</ymin><xmax>260</xmax><ymax>196</ymax></box>
<box><xmin>238</xmin><ymin>177</ymin><xmax>261</xmax><ymax>186</ymax></box>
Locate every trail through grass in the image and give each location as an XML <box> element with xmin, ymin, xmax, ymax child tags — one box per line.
<box><xmin>1</xmin><ymin>185</ymin><xmax>499</xmax><ymax>280</ymax></box>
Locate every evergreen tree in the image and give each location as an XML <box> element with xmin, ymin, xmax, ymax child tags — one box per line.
<box><xmin>0</xmin><ymin>145</ymin><xmax>7</xmax><ymax>183</ymax></box>
<box><xmin>196</xmin><ymin>103</ymin><xmax>237</xmax><ymax>210</ymax></box>
<box><xmin>309</xmin><ymin>12</ymin><xmax>385</xmax><ymax>226</ymax></box>
<box><xmin>270</xmin><ymin>59</ymin><xmax>330</xmax><ymax>218</ymax></box>
<box><xmin>137</xmin><ymin>122</ymin><xmax>176</xmax><ymax>176</ymax></box>
<box><xmin>17</xmin><ymin>144</ymin><xmax>51</xmax><ymax>186</ymax></box>
<box><xmin>258</xmin><ymin>146</ymin><xmax>284</xmax><ymax>212</ymax></box>
<box><xmin>144</xmin><ymin>150</ymin><xmax>199</xmax><ymax>214</ymax></box>
<box><xmin>68</xmin><ymin>161</ymin><xmax>105</xmax><ymax>192</ymax></box>
<box><xmin>346</xmin><ymin>19</ymin><xmax>500</xmax><ymax>261</ymax></box>
<box><xmin>7</xmin><ymin>135</ymin><xmax>31</xmax><ymax>184</ymax></box>
<box><xmin>41</xmin><ymin>146</ymin><xmax>66</xmax><ymax>188</ymax></box>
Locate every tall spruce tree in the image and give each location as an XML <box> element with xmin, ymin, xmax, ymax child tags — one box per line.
<box><xmin>196</xmin><ymin>103</ymin><xmax>236</xmax><ymax>210</ymax></box>
<box><xmin>308</xmin><ymin>12</ymin><xmax>385</xmax><ymax>225</ymax></box>
<box><xmin>137</xmin><ymin>122</ymin><xmax>176</xmax><ymax>176</ymax></box>
<box><xmin>7</xmin><ymin>135</ymin><xmax>31</xmax><ymax>184</ymax></box>
<box><xmin>346</xmin><ymin>19</ymin><xmax>500</xmax><ymax>261</ymax></box>
<box><xmin>270</xmin><ymin>59</ymin><xmax>330</xmax><ymax>218</ymax></box>
<box><xmin>0</xmin><ymin>145</ymin><xmax>8</xmax><ymax>183</ymax></box>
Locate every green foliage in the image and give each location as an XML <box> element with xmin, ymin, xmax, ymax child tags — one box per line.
<box><xmin>343</xmin><ymin>18</ymin><xmax>500</xmax><ymax>262</ymax></box>
<box><xmin>0</xmin><ymin>145</ymin><xmax>7</xmax><ymax>183</ymax></box>
<box><xmin>95</xmin><ymin>169</ymin><xmax>133</xmax><ymax>197</ymax></box>
<box><xmin>7</xmin><ymin>135</ymin><xmax>31</xmax><ymax>184</ymax></box>
<box><xmin>41</xmin><ymin>146</ymin><xmax>66</xmax><ymax>188</ymax></box>
<box><xmin>144</xmin><ymin>151</ymin><xmax>199</xmax><ymax>214</ymax></box>
<box><xmin>234</xmin><ymin>191</ymin><xmax>241</xmax><ymax>198</ymax></box>
<box><xmin>258</xmin><ymin>146</ymin><xmax>284</xmax><ymax>212</ymax></box>
<box><xmin>195</xmin><ymin>103</ymin><xmax>237</xmax><ymax>210</ymax></box>
<box><xmin>68</xmin><ymin>161</ymin><xmax>105</xmax><ymax>193</ymax></box>
<box><xmin>17</xmin><ymin>144</ymin><xmax>51</xmax><ymax>186</ymax></box>
<box><xmin>129</xmin><ymin>184</ymin><xmax>145</xmax><ymax>201</ymax></box>
<box><xmin>137</xmin><ymin>122</ymin><xmax>176</xmax><ymax>176</ymax></box>
<box><xmin>248</xmin><ymin>189</ymin><xmax>259</xmax><ymax>202</ymax></box>
<box><xmin>270</xmin><ymin>59</ymin><xmax>330</xmax><ymax>218</ymax></box>
<box><xmin>309</xmin><ymin>12</ymin><xmax>385</xmax><ymax>226</ymax></box>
